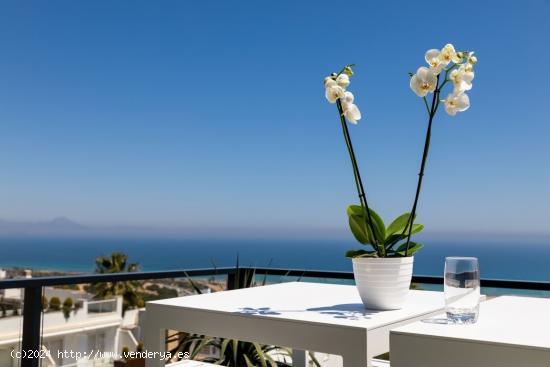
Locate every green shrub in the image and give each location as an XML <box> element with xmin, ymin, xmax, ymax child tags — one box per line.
<box><xmin>63</xmin><ymin>297</ymin><xmax>74</xmax><ymax>308</ymax></box>
<box><xmin>62</xmin><ymin>298</ymin><xmax>74</xmax><ymax>320</ymax></box>
<box><xmin>49</xmin><ymin>297</ymin><xmax>61</xmax><ymax>311</ymax></box>
<box><xmin>121</xmin><ymin>346</ymin><xmax>130</xmax><ymax>359</ymax></box>
<box><xmin>136</xmin><ymin>342</ymin><xmax>144</xmax><ymax>352</ymax></box>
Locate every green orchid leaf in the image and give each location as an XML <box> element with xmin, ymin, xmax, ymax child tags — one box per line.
<box><xmin>348</xmin><ymin>205</ymin><xmax>377</xmax><ymax>246</ymax></box>
<box><xmin>348</xmin><ymin>213</ymin><xmax>370</xmax><ymax>244</ymax></box>
<box><xmin>411</xmin><ymin>224</ymin><xmax>424</xmax><ymax>235</ymax></box>
<box><xmin>347</xmin><ymin>205</ymin><xmax>385</xmax><ymax>244</ymax></box>
<box><xmin>386</xmin><ymin>213</ymin><xmax>425</xmax><ymax>238</ymax></box>
<box><xmin>346</xmin><ymin>204</ymin><xmax>363</xmax><ymax>216</ymax></box>
<box><xmin>345</xmin><ymin>249</ymin><xmax>379</xmax><ymax>258</ymax></box>
<box><xmin>384</xmin><ymin>224</ymin><xmax>425</xmax><ymax>248</ymax></box>
<box><xmin>368</xmin><ymin>208</ymin><xmax>386</xmax><ymax>241</ymax></box>
<box><xmin>384</xmin><ymin>234</ymin><xmax>405</xmax><ymax>248</ymax></box>
<box><xmin>386</xmin><ymin>212</ymin><xmax>415</xmax><ymax>237</ymax></box>
<box><xmin>395</xmin><ymin>242</ymin><xmax>424</xmax><ymax>256</ymax></box>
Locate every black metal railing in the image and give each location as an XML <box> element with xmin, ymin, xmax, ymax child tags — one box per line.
<box><xmin>1</xmin><ymin>267</ymin><xmax>550</xmax><ymax>367</ymax></box>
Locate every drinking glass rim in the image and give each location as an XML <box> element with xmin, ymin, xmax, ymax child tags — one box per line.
<box><xmin>445</xmin><ymin>256</ymin><xmax>478</xmax><ymax>261</ymax></box>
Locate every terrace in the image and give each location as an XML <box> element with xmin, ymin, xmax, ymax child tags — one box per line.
<box><xmin>1</xmin><ymin>1</ymin><xmax>548</xmax><ymax>367</ymax></box>
<box><xmin>1</xmin><ymin>267</ymin><xmax>549</xmax><ymax>367</ymax></box>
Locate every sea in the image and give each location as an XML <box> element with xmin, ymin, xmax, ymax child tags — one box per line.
<box><xmin>0</xmin><ymin>236</ymin><xmax>549</xmax><ymax>282</ymax></box>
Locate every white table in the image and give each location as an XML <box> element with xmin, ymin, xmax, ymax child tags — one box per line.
<box><xmin>390</xmin><ymin>296</ymin><xmax>550</xmax><ymax>367</ymax></box>
<box><xmin>144</xmin><ymin>282</ymin><xmax>444</xmax><ymax>367</ymax></box>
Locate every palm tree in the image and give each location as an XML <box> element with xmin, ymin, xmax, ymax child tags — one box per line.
<box><xmin>92</xmin><ymin>252</ymin><xmax>143</xmax><ymax>314</ymax></box>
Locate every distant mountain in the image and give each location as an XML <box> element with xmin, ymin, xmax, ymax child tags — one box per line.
<box><xmin>0</xmin><ymin>217</ymin><xmax>88</xmax><ymax>237</ymax></box>
<box><xmin>0</xmin><ymin>217</ymin><xmax>351</xmax><ymax>239</ymax></box>
<box><xmin>0</xmin><ymin>217</ymin><xmax>213</xmax><ymax>238</ymax></box>
<box><xmin>48</xmin><ymin>217</ymin><xmax>84</xmax><ymax>229</ymax></box>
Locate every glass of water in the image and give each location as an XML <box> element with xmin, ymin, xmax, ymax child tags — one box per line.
<box><xmin>444</xmin><ymin>257</ymin><xmax>480</xmax><ymax>324</ymax></box>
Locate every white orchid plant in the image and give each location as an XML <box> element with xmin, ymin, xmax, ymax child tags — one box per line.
<box><xmin>324</xmin><ymin>44</ymin><xmax>477</xmax><ymax>258</ymax></box>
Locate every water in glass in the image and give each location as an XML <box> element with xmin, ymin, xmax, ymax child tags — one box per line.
<box><xmin>444</xmin><ymin>257</ymin><xmax>480</xmax><ymax>324</ymax></box>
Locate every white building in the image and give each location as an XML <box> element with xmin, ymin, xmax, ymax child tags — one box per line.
<box><xmin>0</xmin><ymin>292</ymin><xmax>141</xmax><ymax>367</ymax></box>
<box><xmin>0</xmin><ymin>269</ymin><xmax>27</xmax><ymax>300</ymax></box>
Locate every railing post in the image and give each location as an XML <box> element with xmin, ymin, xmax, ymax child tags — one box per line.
<box><xmin>226</xmin><ymin>269</ymin><xmax>237</xmax><ymax>290</ymax></box>
<box><xmin>21</xmin><ymin>286</ymin><xmax>43</xmax><ymax>367</ymax></box>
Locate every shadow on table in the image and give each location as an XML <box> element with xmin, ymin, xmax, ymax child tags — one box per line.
<box><xmin>234</xmin><ymin>304</ymin><xmax>379</xmax><ymax>320</ymax></box>
<box><xmin>237</xmin><ymin>307</ymin><xmax>282</xmax><ymax>315</ymax></box>
<box><xmin>307</xmin><ymin>304</ymin><xmax>379</xmax><ymax>320</ymax></box>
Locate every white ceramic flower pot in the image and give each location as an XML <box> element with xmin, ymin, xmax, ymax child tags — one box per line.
<box><xmin>352</xmin><ymin>256</ymin><xmax>414</xmax><ymax>310</ymax></box>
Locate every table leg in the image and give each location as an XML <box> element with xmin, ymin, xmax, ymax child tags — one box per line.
<box><xmin>343</xmin><ymin>348</ymin><xmax>370</xmax><ymax>367</ymax></box>
<box><xmin>292</xmin><ymin>349</ymin><xmax>306</xmax><ymax>367</ymax></box>
<box><xmin>144</xmin><ymin>321</ymin><xmax>166</xmax><ymax>367</ymax></box>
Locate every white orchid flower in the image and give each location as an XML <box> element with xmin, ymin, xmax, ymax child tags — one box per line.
<box><xmin>439</xmin><ymin>43</ymin><xmax>462</xmax><ymax>65</ymax></box>
<box><xmin>325</xmin><ymin>84</ymin><xmax>345</xmax><ymax>103</ymax></box>
<box><xmin>410</xmin><ymin>67</ymin><xmax>437</xmax><ymax>97</ymax></box>
<box><xmin>324</xmin><ymin>77</ymin><xmax>336</xmax><ymax>88</ymax></box>
<box><xmin>450</xmin><ymin>64</ymin><xmax>475</xmax><ymax>92</ymax></box>
<box><xmin>342</xmin><ymin>91</ymin><xmax>354</xmax><ymax>105</ymax></box>
<box><xmin>336</xmin><ymin>74</ymin><xmax>350</xmax><ymax>88</ymax></box>
<box><xmin>444</xmin><ymin>91</ymin><xmax>470</xmax><ymax>116</ymax></box>
<box><xmin>425</xmin><ymin>49</ymin><xmax>445</xmax><ymax>75</ymax></box>
<box><xmin>340</xmin><ymin>91</ymin><xmax>360</xmax><ymax>124</ymax></box>
<box><xmin>342</xmin><ymin>103</ymin><xmax>361</xmax><ymax>124</ymax></box>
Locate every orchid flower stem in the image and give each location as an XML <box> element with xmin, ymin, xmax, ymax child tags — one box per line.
<box><xmin>439</xmin><ymin>79</ymin><xmax>449</xmax><ymax>92</ymax></box>
<box><xmin>338</xmin><ymin>103</ymin><xmax>364</xmax><ymax>207</ymax></box>
<box><xmin>404</xmin><ymin>75</ymin><xmax>441</xmax><ymax>256</ymax></box>
<box><xmin>423</xmin><ymin>97</ymin><xmax>430</xmax><ymax>115</ymax></box>
<box><xmin>336</xmin><ymin>99</ymin><xmax>382</xmax><ymax>256</ymax></box>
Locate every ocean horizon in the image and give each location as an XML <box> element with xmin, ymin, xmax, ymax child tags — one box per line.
<box><xmin>0</xmin><ymin>236</ymin><xmax>549</xmax><ymax>282</ymax></box>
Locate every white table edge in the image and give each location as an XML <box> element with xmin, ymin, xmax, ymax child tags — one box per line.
<box><xmin>146</xmin><ymin>284</ymin><xmax>444</xmax><ymax>332</ymax></box>
<box><xmin>146</xmin><ymin>298</ymin><xmax>444</xmax><ymax>332</ymax></box>
<box><xmin>391</xmin><ymin>328</ymin><xmax>550</xmax><ymax>352</ymax></box>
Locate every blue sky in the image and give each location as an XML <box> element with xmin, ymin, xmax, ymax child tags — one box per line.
<box><xmin>0</xmin><ymin>0</ymin><xmax>548</xmax><ymax>236</ymax></box>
